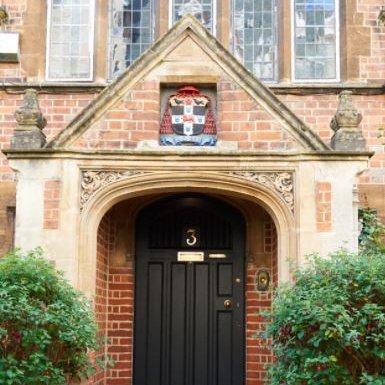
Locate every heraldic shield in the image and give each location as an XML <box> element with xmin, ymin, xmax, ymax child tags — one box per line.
<box><xmin>160</xmin><ymin>86</ymin><xmax>217</xmax><ymax>146</ymax></box>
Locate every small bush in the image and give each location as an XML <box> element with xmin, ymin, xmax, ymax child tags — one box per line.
<box><xmin>0</xmin><ymin>248</ymin><xmax>107</xmax><ymax>385</ymax></box>
<box><xmin>263</xmin><ymin>248</ymin><xmax>385</xmax><ymax>385</ymax></box>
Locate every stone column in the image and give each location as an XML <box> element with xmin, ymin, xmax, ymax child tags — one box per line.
<box><xmin>11</xmin><ymin>89</ymin><xmax>47</xmax><ymax>149</ymax></box>
<box><xmin>330</xmin><ymin>90</ymin><xmax>366</xmax><ymax>151</ymax></box>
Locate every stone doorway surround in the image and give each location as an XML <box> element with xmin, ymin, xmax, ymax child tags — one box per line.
<box><xmin>4</xmin><ymin>150</ymin><xmax>368</xmax><ymax>297</ymax></box>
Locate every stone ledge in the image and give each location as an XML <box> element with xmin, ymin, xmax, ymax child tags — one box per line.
<box><xmin>1</xmin><ymin>82</ymin><xmax>384</xmax><ymax>95</ymax></box>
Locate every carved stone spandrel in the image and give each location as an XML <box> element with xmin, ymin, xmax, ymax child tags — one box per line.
<box><xmin>11</xmin><ymin>89</ymin><xmax>47</xmax><ymax>149</ymax></box>
<box><xmin>80</xmin><ymin>170</ymin><xmax>146</xmax><ymax>210</ymax></box>
<box><xmin>330</xmin><ymin>91</ymin><xmax>366</xmax><ymax>151</ymax></box>
<box><xmin>226</xmin><ymin>171</ymin><xmax>294</xmax><ymax>213</ymax></box>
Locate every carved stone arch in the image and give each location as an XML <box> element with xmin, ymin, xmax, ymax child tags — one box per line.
<box><xmin>77</xmin><ymin>171</ymin><xmax>297</xmax><ymax>297</ymax></box>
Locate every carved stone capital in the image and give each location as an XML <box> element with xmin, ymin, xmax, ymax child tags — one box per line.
<box><xmin>12</xmin><ymin>89</ymin><xmax>47</xmax><ymax>149</ymax></box>
<box><xmin>330</xmin><ymin>91</ymin><xmax>365</xmax><ymax>151</ymax></box>
<box><xmin>226</xmin><ymin>171</ymin><xmax>294</xmax><ymax>213</ymax></box>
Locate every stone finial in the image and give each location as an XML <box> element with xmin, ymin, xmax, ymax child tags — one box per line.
<box><xmin>11</xmin><ymin>89</ymin><xmax>47</xmax><ymax>149</ymax></box>
<box><xmin>330</xmin><ymin>91</ymin><xmax>366</xmax><ymax>151</ymax></box>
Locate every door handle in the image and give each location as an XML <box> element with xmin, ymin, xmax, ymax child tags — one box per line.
<box><xmin>223</xmin><ymin>299</ymin><xmax>232</xmax><ymax>309</ymax></box>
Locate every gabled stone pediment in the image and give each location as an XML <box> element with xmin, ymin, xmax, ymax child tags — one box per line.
<box><xmin>47</xmin><ymin>14</ymin><xmax>330</xmax><ymax>151</ymax></box>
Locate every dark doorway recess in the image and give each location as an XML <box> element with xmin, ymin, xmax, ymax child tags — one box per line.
<box><xmin>134</xmin><ymin>194</ymin><xmax>245</xmax><ymax>385</ymax></box>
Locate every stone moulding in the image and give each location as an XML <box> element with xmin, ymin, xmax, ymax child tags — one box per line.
<box><xmin>227</xmin><ymin>171</ymin><xmax>294</xmax><ymax>213</ymax></box>
<box><xmin>80</xmin><ymin>170</ymin><xmax>294</xmax><ymax>213</ymax></box>
<box><xmin>80</xmin><ymin>170</ymin><xmax>146</xmax><ymax>210</ymax></box>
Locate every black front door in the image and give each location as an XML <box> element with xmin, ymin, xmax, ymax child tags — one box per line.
<box><xmin>134</xmin><ymin>195</ymin><xmax>245</xmax><ymax>385</ymax></box>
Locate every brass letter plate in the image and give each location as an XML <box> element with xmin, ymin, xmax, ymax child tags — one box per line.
<box><xmin>177</xmin><ymin>251</ymin><xmax>204</xmax><ymax>262</ymax></box>
<box><xmin>208</xmin><ymin>253</ymin><xmax>227</xmax><ymax>259</ymax></box>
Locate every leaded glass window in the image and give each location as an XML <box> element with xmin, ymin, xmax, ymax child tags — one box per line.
<box><xmin>293</xmin><ymin>0</ymin><xmax>338</xmax><ymax>80</ymax></box>
<box><xmin>171</xmin><ymin>0</ymin><xmax>214</xmax><ymax>32</ymax></box>
<box><xmin>232</xmin><ymin>0</ymin><xmax>278</xmax><ymax>81</ymax></box>
<box><xmin>47</xmin><ymin>0</ymin><xmax>94</xmax><ymax>81</ymax></box>
<box><xmin>109</xmin><ymin>0</ymin><xmax>153</xmax><ymax>79</ymax></box>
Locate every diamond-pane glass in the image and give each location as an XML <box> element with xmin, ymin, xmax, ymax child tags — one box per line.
<box><xmin>109</xmin><ymin>0</ymin><xmax>154</xmax><ymax>79</ymax></box>
<box><xmin>48</xmin><ymin>0</ymin><xmax>93</xmax><ymax>80</ymax></box>
<box><xmin>294</xmin><ymin>0</ymin><xmax>337</xmax><ymax>80</ymax></box>
<box><xmin>232</xmin><ymin>0</ymin><xmax>278</xmax><ymax>81</ymax></box>
<box><xmin>172</xmin><ymin>0</ymin><xmax>213</xmax><ymax>32</ymax></box>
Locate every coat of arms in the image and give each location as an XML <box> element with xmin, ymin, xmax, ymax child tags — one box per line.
<box><xmin>160</xmin><ymin>86</ymin><xmax>217</xmax><ymax>146</ymax></box>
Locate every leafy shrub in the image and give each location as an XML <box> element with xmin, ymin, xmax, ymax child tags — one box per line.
<box><xmin>263</xmin><ymin>248</ymin><xmax>385</xmax><ymax>385</ymax></box>
<box><xmin>0</xmin><ymin>248</ymin><xmax>107</xmax><ymax>385</ymax></box>
<box><xmin>359</xmin><ymin>208</ymin><xmax>385</xmax><ymax>253</ymax></box>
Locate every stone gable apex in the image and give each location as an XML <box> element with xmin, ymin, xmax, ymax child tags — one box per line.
<box><xmin>47</xmin><ymin>14</ymin><xmax>330</xmax><ymax>151</ymax></box>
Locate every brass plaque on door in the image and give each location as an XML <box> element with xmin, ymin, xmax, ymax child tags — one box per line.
<box><xmin>177</xmin><ymin>251</ymin><xmax>204</xmax><ymax>262</ymax></box>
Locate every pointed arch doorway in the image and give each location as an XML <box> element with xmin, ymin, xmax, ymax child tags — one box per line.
<box><xmin>134</xmin><ymin>194</ymin><xmax>246</xmax><ymax>385</ymax></box>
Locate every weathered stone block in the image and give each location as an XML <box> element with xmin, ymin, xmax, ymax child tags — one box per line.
<box><xmin>331</xmin><ymin>130</ymin><xmax>366</xmax><ymax>151</ymax></box>
<box><xmin>11</xmin><ymin>89</ymin><xmax>47</xmax><ymax>149</ymax></box>
<box><xmin>11</xmin><ymin>129</ymin><xmax>46</xmax><ymax>149</ymax></box>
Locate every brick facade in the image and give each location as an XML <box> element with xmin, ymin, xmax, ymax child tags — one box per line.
<box><xmin>0</xmin><ymin>2</ymin><xmax>384</xmax><ymax>385</ymax></box>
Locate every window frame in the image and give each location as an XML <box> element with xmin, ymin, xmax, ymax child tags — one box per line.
<box><xmin>230</xmin><ymin>0</ymin><xmax>279</xmax><ymax>83</ymax></box>
<box><xmin>45</xmin><ymin>0</ymin><xmax>96</xmax><ymax>82</ymax></box>
<box><xmin>291</xmin><ymin>0</ymin><xmax>340</xmax><ymax>83</ymax></box>
<box><xmin>107</xmin><ymin>0</ymin><xmax>155</xmax><ymax>80</ymax></box>
<box><xmin>169</xmin><ymin>0</ymin><xmax>217</xmax><ymax>36</ymax></box>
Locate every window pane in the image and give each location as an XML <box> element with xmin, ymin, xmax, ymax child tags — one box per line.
<box><xmin>47</xmin><ymin>1</ymin><xmax>94</xmax><ymax>80</ymax></box>
<box><xmin>171</xmin><ymin>0</ymin><xmax>214</xmax><ymax>32</ymax></box>
<box><xmin>109</xmin><ymin>0</ymin><xmax>154</xmax><ymax>79</ymax></box>
<box><xmin>232</xmin><ymin>0</ymin><xmax>278</xmax><ymax>81</ymax></box>
<box><xmin>294</xmin><ymin>0</ymin><xmax>337</xmax><ymax>80</ymax></box>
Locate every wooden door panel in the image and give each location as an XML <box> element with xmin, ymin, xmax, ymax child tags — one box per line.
<box><xmin>170</xmin><ymin>263</ymin><xmax>187</xmax><ymax>385</ymax></box>
<box><xmin>147</xmin><ymin>263</ymin><xmax>163</xmax><ymax>385</ymax></box>
<box><xmin>217</xmin><ymin>311</ymin><xmax>233</xmax><ymax>385</ymax></box>
<box><xmin>193</xmin><ymin>263</ymin><xmax>210</xmax><ymax>385</ymax></box>
<box><xmin>217</xmin><ymin>263</ymin><xmax>233</xmax><ymax>296</ymax></box>
<box><xmin>134</xmin><ymin>195</ymin><xmax>245</xmax><ymax>385</ymax></box>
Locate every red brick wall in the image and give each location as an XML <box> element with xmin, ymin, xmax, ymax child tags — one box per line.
<box><xmin>71</xmin><ymin>79</ymin><xmax>302</xmax><ymax>151</ymax></box>
<box><xmin>93</xmin><ymin>212</ymin><xmax>115</xmax><ymax>385</ymax></box>
<box><xmin>246</xmin><ymin>264</ymin><xmax>273</xmax><ymax>385</ymax></box>
<box><xmin>316</xmin><ymin>182</ymin><xmax>332</xmax><ymax>232</ymax></box>
<box><xmin>73</xmin><ymin>80</ymin><xmax>160</xmax><ymax>149</ymax></box>
<box><xmin>217</xmin><ymin>81</ymin><xmax>301</xmax><ymax>151</ymax></box>
<box><xmin>106</xmin><ymin>266</ymin><xmax>135</xmax><ymax>385</ymax></box>
<box><xmin>0</xmin><ymin>92</ymin><xmax>96</xmax><ymax>180</ymax></box>
<box><xmin>281</xmin><ymin>94</ymin><xmax>385</xmax><ymax>184</ymax></box>
<box><xmin>43</xmin><ymin>180</ymin><xmax>60</xmax><ymax>229</ymax></box>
